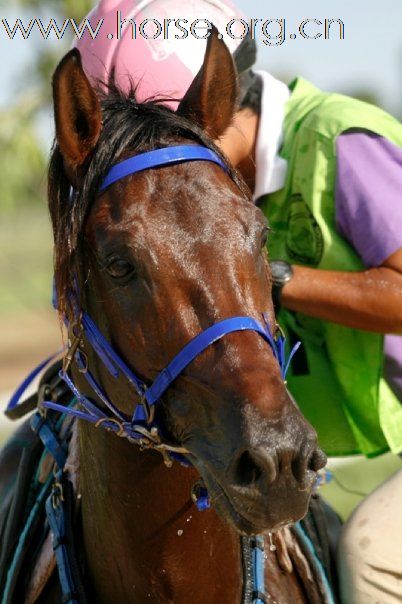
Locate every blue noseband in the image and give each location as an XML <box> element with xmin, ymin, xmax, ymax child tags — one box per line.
<box><xmin>8</xmin><ymin>143</ymin><xmax>299</xmax><ymax>469</ymax></box>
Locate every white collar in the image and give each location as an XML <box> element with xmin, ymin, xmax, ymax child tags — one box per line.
<box><xmin>252</xmin><ymin>70</ymin><xmax>290</xmax><ymax>201</ymax></box>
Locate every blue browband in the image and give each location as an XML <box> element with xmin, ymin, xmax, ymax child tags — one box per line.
<box><xmin>7</xmin><ymin>142</ymin><xmax>300</xmax><ymax>478</ymax></box>
<box><xmin>99</xmin><ymin>144</ymin><xmax>228</xmax><ymax>193</ymax></box>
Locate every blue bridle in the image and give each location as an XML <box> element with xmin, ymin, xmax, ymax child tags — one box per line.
<box><xmin>8</xmin><ymin>143</ymin><xmax>299</xmax><ymax>471</ymax></box>
<box><xmin>4</xmin><ymin>147</ymin><xmax>316</xmax><ymax>604</ymax></box>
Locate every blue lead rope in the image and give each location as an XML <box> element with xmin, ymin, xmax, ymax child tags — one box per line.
<box><xmin>31</xmin><ymin>411</ymin><xmax>79</xmax><ymax>604</ymax></box>
<box><xmin>252</xmin><ymin>536</ymin><xmax>266</xmax><ymax>604</ymax></box>
<box><xmin>293</xmin><ymin>522</ymin><xmax>335</xmax><ymax>604</ymax></box>
<box><xmin>6</xmin><ymin>350</ymin><xmax>63</xmax><ymax>417</ymax></box>
<box><xmin>45</xmin><ymin>478</ymin><xmax>78</xmax><ymax>604</ymax></box>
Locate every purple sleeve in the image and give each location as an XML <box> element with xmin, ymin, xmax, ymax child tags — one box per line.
<box><xmin>335</xmin><ymin>131</ymin><xmax>402</xmax><ymax>267</ymax></box>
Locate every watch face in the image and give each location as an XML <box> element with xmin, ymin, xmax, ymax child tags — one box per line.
<box><xmin>270</xmin><ymin>261</ymin><xmax>293</xmax><ymax>285</ymax></box>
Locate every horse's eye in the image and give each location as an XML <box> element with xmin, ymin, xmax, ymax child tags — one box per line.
<box><xmin>105</xmin><ymin>258</ymin><xmax>135</xmax><ymax>280</ymax></box>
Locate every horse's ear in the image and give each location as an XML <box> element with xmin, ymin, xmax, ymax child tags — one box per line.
<box><xmin>52</xmin><ymin>49</ymin><xmax>102</xmax><ymax>184</ymax></box>
<box><xmin>177</xmin><ymin>25</ymin><xmax>238</xmax><ymax>139</ymax></box>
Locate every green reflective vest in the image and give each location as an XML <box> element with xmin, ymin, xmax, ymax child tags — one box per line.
<box><xmin>259</xmin><ymin>77</ymin><xmax>402</xmax><ymax>457</ymax></box>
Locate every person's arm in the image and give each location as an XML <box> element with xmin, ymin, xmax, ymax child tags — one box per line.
<box><xmin>281</xmin><ymin>131</ymin><xmax>402</xmax><ymax>335</ymax></box>
<box><xmin>282</xmin><ymin>251</ymin><xmax>402</xmax><ymax>334</ymax></box>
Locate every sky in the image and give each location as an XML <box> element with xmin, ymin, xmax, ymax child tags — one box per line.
<box><xmin>0</xmin><ymin>0</ymin><xmax>401</xmax><ymax>120</ymax></box>
<box><xmin>241</xmin><ymin>0</ymin><xmax>402</xmax><ymax>118</ymax></box>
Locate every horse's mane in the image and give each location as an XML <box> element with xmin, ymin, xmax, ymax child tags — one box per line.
<box><xmin>48</xmin><ymin>83</ymin><xmax>246</xmax><ymax>317</ymax></box>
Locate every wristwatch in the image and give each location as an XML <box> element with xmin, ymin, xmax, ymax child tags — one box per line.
<box><xmin>269</xmin><ymin>260</ymin><xmax>293</xmax><ymax>312</ymax></box>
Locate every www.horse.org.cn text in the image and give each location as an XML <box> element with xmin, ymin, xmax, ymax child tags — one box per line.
<box><xmin>1</xmin><ymin>15</ymin><xmax>345</xmax><ymax>46</ymax></box>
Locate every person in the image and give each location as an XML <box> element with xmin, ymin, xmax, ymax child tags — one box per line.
<box><xmin>75</xmin><ymin>1</ymin><xmax>402</xmax><ymax>601</ymax></box>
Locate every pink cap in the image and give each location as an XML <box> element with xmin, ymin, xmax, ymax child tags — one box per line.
<box><xmin>75</xmin><ymin>0</ymin><xmax>247</xmax><ymax>108</ymax></box>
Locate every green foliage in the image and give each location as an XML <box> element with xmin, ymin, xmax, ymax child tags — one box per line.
<box><xmin>9</xmin><ymin>0</ymin><xmax>93</xmax><ymax>22</ymax></box>
<box><xmin>0</xmin><ymin>0</ymin><xmax>92</xmax><ymax>211</ymax></box>
<box><xmin>0</xmin><ymin>208</ymin><xmax>53</xmax><ymax>311</ymax></box>
<box><xmin>0</xmin><ymin>93</ymin><xmax>46</xmax><ymax>211</ymax></box>
<box><xmin>0</xmin><ymin>0</ymin><xmax>92</xmax><ymax>313</ymax></box>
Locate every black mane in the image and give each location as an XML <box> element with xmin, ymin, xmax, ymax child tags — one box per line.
<box><xmin>48</xmin><ymin>84</ymin><xmax>245</xmax><ymax>317</ymax></box>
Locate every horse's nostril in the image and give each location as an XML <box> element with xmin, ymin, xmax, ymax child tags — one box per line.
<box><xmin>308</xmin><ymin>448</ymin><xmax>327</xmax><ymax>472</ymax></box>
<box><xmin>233</xmin><ymin>449</ymin><xmax>278</xmax><ymax>488</ymax></box>
<box><xmin>234</xmin><ymin>451</ymin><xmax>263</xmax><ymax>487</ymax></box>
<box><xmin>292</xmin><ymin>447</ymin><xmax>327</xmax><ymax>482</ymax></box>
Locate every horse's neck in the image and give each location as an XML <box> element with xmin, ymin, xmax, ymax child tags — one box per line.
<box><xmin>77</xmin><ymin>427</ymin><xmax>315</xmax><ymax>604</ymax></box>
<box><xmin>78</xmin><ymin>424</ymin><xmax>242</xmax><ymax>603</ymax></box>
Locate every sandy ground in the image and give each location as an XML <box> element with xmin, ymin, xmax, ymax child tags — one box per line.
<box><xmin>0</xmin><ymin>309</ymin><xmax>61</xmax><ymax>439</ymax></box>
<box><xmin>0</xmin><ymin>309</ymin><xmax>61</xmax><ymax>392</ymax></box>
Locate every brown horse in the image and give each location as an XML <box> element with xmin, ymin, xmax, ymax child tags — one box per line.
<box><xmin>0</xmin><ymin>29</ymin><xmax>329</xmax><ymax>603</ymax></box>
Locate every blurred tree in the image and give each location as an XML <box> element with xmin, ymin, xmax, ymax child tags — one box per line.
<box><xmin>10</xmin><ymin>0</ymin><xmax>93</xmax><ymax>101</ymax></box>
<box><xmin>1</xmin><ymin>0</ymin><xmax>92</xmax><ymax>211</ymax></box>
<box><xmin>0</xmin><ymin>92</ymin><xmax>46</xmax><ymax>211</ymax></box>
<box><xmin>0</xmin><ymin>0</ymin><xmax>92</xmax><ymax>315</ymax></box>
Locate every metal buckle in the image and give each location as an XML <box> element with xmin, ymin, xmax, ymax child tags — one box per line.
<box><xmin>139</xmin><ymin>389</ymin><xmax>155</xmax><ymax>425</ymax></box>
<box><xmin>62</xmin><ymin>318</ymin><xmax>84</xmax><ymax>373</ymax></box>
<box><xmin>37</xmin><ymin>383</ymin><xmax>50</xmax><ymax>417</ymax></box>
<box><xmin>274</xmin><ymin>322</ymin><xmax>286</xmax><ymax>341</ymax></box>
<box><xmin>77</xmin><ymin>350</ymin><xmax>89</xmax><ymax>374</ymax></box>
<box><xmin>190</xmin><ymin>479</ymin><xmax>205</xmax><ymax>504</ymax></box>
<box><xmin>51</xmin><ymin>481</ymin><xmax>64</xmax><ymax>509</ymax></box>
<box><xmin>37</xmin><ymin>370</ymin><xmax>65</xmax><ymax>416</ymax></box>
<box><xmin>51</xmin><ymin>466</ymin><xmax>64</xmax><ymax>508</ymax></box>
<box><xmin>133</xmin><ymin>425</ymin><xmax>173</xmax><ymax>467</ymax></box>
<box><xmin>94</xmin><ymin>417</ymin><xmax>125</xmax><ymax>437</ymax></box>
<box><xmin>132</xmin><ymin>424</ymin><xmax>189</xmax><ymax>467</ymax></box>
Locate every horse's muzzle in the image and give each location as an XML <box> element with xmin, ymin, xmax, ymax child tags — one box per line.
<box><xmin>200</xmin><ymin>436</ymin><xmax>327</xmax><ymax>535</ymax></box>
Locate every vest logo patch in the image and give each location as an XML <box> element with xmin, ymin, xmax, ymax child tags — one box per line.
<box><xmin>285</xmin><ymin>194</ymin><xmax>323</xmax><ymax>266</ymax></box>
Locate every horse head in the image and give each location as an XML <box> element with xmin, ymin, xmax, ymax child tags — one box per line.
<box><xmin>49</xmin><ymin>28</ymin><xmax>326</xmax><ymax>536</ymax></box>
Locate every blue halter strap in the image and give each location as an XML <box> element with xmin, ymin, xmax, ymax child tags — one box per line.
<box><xmin>42</xmin><ymin>312</ymin><xmax>296</xmax><ymax>424</ymax></box>
<box><xmin>7</xmin><ymin>143</ymin><xmax>300</xmax><ymax>460</ymax></box>
<box><xmin>7</xmin><ymin>142</ymin><xmax>300</xmax><ymax>477</ymax></box>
